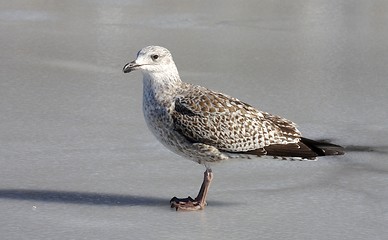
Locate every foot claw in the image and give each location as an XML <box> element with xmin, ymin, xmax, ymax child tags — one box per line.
<box><xmin>169</xmin><ymin>196</ymin><xmax>204</xmax><ymax>211</ymax></box>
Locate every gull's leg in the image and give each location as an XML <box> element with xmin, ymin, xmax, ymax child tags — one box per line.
<box><xmin>170</xmin><ymin>169</ymin><xmax>213</xmax><ymax>211</ymax></box>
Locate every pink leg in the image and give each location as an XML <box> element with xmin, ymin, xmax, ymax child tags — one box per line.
<box><xmin>170</xmin><ymin>169</ymin><xmax>213</xmax><ymax>211</ymax></box>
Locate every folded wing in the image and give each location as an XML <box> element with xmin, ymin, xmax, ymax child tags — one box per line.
<box><xmin>172</xmin><ymin>85</ymin><xmax>302</xmax><ymax>154</ymax></box>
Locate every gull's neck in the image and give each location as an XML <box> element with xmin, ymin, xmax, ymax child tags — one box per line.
<box><xmin>142</xmin><ymin>66</ymin><xmax>182</xmax><ymax>104</ymax></box>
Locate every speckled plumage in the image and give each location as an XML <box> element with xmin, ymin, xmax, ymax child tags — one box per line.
<box><xmin>123</xmin><ymin>46</ymin><xmax>344</xmax><ymax>165</ymax></box>
<box><xmin>173</xmin><ymin>84</ymin><xmax>301</xmax><ymax>152</ymax></box>
<box><xmin>123</xmin><ymin>46</ymin><xmax>344</xmax><ymax>210</ymax></box>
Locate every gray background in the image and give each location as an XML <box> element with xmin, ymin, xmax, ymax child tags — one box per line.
<box><xmin>1</xmin><ymin>0</ymin><xmax>387</xmax><ymax>239</ymax></box>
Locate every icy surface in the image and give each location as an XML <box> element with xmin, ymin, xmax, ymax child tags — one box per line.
<box><xmin>1</xmin><ymin>0</ymin><xmax>388</xmax><ymax>239</ymax></box>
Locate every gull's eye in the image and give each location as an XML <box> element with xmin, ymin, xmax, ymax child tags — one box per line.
<box><xmin>151</xmin><ymin>54</ymin><xmax>159</xmax><ymax>60</ymax></box>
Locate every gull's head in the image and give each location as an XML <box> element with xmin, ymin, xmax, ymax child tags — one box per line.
<box><xmin>123</xmin><ymin>46</ymin><xmax>177</xmax><ymax>75</ymax></box>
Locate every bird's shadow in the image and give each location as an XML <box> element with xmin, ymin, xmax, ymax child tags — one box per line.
<box><xmin>344</xmin><ymin>145</ymin><xmax>388</xmax><ymax>154</ymax></box>
<box><xmin>315</xmin><ymin>139</ymin><xmax>388</xmax><ymax>155</ymax></box>
<box><xmin>0</xmin><ymin>189</ymin><xmax>236</xmax><ymax>207</ymax></box>
<box><xmin>0</xmin><ymin>189</ymin><xmax>167</xmax><ymax>207</ymax></box>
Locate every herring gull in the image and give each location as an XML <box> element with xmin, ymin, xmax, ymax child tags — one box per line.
<box><xmin>123</xmin><ymin>46</ymin><xmax>344</xmax><ymax>211</ymax></box>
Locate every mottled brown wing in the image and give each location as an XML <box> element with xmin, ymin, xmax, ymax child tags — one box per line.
<box><xmin>172</xmin><ymin>85</ymin><xmax>301</xmax><ymax>152</ymax></box>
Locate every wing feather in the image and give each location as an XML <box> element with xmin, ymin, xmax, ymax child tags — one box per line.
<box><xmin>172</xmin><ymin>85</ymin><xmax>301</xmax><ymax>152</ymax></box>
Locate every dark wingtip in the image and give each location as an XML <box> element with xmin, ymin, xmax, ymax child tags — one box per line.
<box><xmin>300</xmin><ymin>137</ymin><xmax>345</xmax><ymax>156</ymax></box>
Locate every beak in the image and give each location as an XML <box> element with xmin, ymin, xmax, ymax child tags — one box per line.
<box><xmin>123</xmin><ymin>60</ymin><xmax>140</xmax><ymax>73</ymax></box>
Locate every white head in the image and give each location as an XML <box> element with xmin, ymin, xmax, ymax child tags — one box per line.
<box><xmin>123</xmin><ymin>46</ymin><xmax>179</xmax><ymax>78</ymax></box>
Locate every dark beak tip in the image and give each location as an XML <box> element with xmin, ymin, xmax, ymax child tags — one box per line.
<box><xmin>123</xmin><ymin>60</ymin><xmax>138</xmax><ymax>73</ymax></box>
<box><xmin>123</xmin><ymin>63</ymin><xmax>132</xmax><ymax>73</ymax></box>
